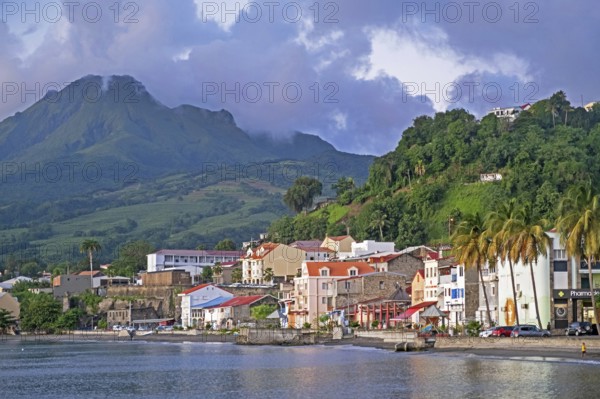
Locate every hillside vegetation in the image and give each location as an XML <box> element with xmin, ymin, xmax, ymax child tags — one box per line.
<box><xmin>269</xmin><ymin>92</ymin><xmax>600</xmax><ymax>247</ymax></box>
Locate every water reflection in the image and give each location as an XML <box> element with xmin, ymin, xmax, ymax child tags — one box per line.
<box><xmin>1</xmin><ymin>341</ymin><xmax>599</xmax><ymax>398</ymax></box>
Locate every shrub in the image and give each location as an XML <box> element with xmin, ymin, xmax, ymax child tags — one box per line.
<box><xmin>371</xmin><ymin>320</ymin><xmax>379</xmax><ymax>328</ymax></box>
<box><xmin>302</xmin><ymin>322</ymin><xmax>311</xmax><ymax>329</ymax></box>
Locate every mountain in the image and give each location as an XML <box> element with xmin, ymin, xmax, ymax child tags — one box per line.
<box><xmin>0</xmin><ymin>75</ymin><xmax>374</xmax><ymax>268</ymax></box>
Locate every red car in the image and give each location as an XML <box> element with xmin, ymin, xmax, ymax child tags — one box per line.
<box><xmin>491</xmin><ymin>326</ymin><xmax>514</xmax><ymax>337</ymax></box>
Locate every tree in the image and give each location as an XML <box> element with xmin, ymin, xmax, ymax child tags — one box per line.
<box><xmin>452</xmin><ymin>213</ymin><xmax>493</xmax><ymax>327</ymax></box>
<box><xmin>511</xmin><ymin>203</ymin><xmax>551</xmax><ymax>329</ymax></box>
<box><xmin>201</xmin><ymin>266</ymin><xmax>213</xmax><ymax>283</ymax></box>
<box><xmin>20</xmin><ymin>294</ymin><xmax>61</xmax><ymax>334</ymax></box>
<box><xmin>557</xmin><ymin>182</ymin><xmax>600</xmax><ymax>334</ymax></box>
<box><xmin>212</xmin><ymin>262</ymin><xmax>223</xmax><ymax>276</ymax></box>
<box><xmin>214</xmin><ymin>239</ymin><xmax>236</xmax><ymax>251</ymax></box>
<box><xmin>263</xmin><ymin>268</ymin><xmax>274</xmax><ymax>283</ymax></box>
<box><xmin>56</xmin><ymin>308</ymin><xmax>85</xmax><ymax>331</ymax></box>
<box><xmin>250</xmin><ymin>304</ymin><xmax>276</xmax><ymax>320</ymax></box>
<box><xmin>485</xmin><ymin>199</ymin><xmax>521</xmax><ymax>326</ymax></box>
<box><xmin>332</xmin><ymin>177</ymin><xmax>355</xmax><ymax>198</ymax></box>
<box><xmin>283</xmin><ymin>176</ymin><xmax>323</xmax><ymax>214</ymax></box>
<box><xmin>0</xmin><ymin>309</ymin><xmax>17</xmax><ymax>335</ymax></box>
<box><xmin>370</xmin><ymin>210</ymin><xmax>388</xmax><ymax>241</ymax></box>
<box><xmin>231</xmin><ymin>268</ymin><xmax>243</xmax><ymax>283</ymax></box>
<box><xmin>111</xmin><ymin>240</ymin><xmax>155</xmax><ymax>277</ymax></box>
<box><xmin>80</xmin><ymin>239</ymin><xmax>102</xmax><ymax>289</ymax></box>
<box><xmin>414</xmin><ymin>159</ymin><xmax>426</xmax><ymax>178</ymax></box>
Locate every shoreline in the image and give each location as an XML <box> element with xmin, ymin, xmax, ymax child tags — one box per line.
<box><xmin>3</xmin><ymin>333</ymin><xmax>599</xmax><ymax>362</ymax></box>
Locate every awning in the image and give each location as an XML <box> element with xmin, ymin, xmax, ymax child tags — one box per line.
<box><xmin>389</xmin><ymin>301</ymin><xmax>437</xmax><ymax>321</ymax></box>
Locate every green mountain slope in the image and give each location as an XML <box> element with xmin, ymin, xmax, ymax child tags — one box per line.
<box><xmin>268</xmin><ymin>92</ymin><xmax>600</xmax><ymax>247</ymax></box>
<box><xmin>0</xmin><ymin>75</ymin><xmax>374</xmax><ymax>271</ymax></box>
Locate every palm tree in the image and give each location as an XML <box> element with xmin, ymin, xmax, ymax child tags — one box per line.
<box><xmin>452</xmin><ymin>212</ymin><xmax>493</xmax><ymax>326</ymax></box>
<box><xmin>486</xmin><ymin>199</ymin><xmax>521</xmax><ymax>326</ymax></box>
<box><xmin>370</xmin><ymin>210</ymin><xmax>387</xmax><ymax>241</ymax></box>
<box><xmin>557</xmin><ymin>182</ymin><xmax>600</xmax><ymax>334</ymax></box>
<box><xmin>414</xmin><ymin>160</ymin><xmax>426</xmax><ymax>178</ymax></box>
<box><xmin>231</xmin><ymin>268</ymin><xmax>243</xmax><ymax>283</ymax></box>
<box><xmin>512</xmin><ymin>203</ymin><xmax>551</xmax><ymax>328</ymax></box>
<box><xmin>80</xmin><ymin>239</ymin><xmax>102</xmax><ymax>289</ymax></box>
<box><xmin>263</xmin><ymin>268</ymin><xmax>274</xmax><ymax>284</ymax></box>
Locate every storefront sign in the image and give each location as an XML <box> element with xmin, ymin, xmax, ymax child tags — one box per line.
<box><xmin>553</xmin><ymin>289</ymin><xmax>600</xmax><ymax>299</ymax></box>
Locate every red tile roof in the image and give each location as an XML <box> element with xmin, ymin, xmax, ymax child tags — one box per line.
<box><xmin>180</xmin><ymin>283</ymin><xmax>213</xmax><ymax>295</ymax></box>
<box><xmin>305</xmin><ymin>262</ymin><xmax>375</xmax><ymax>277</ymax></box>
<box><xmin>214</xmin><ymin>295</ymin><xmax>266</xmax><ymax>308</ymax></box>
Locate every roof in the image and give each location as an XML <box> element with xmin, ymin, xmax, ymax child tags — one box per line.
<box><xmin>244</xmin><ymin>243</ymin><xmax>280</xmax><ymax>260</ymax></box>
<box><xmin>77</xmin><ymin>270</ymin><xmax>104</xmax><ymax>277</ymax></box>
<box><xmin>420</xmin><ymin>305</ymin><xmax>447</xmax><ymax>318</ymax></box>
<box><xmin>326</xmin><ymin>235</ymin><xmax>352</xmax><ymax>241</ymax></box>
<box><xmin>390</xmin><ymin>301</ymin><xmax>438</xmax><ymax>321</ymax></box>
<box><xmin>212</xmin><ymin>295</ymin><xmax>267</xmax><ymax>308</ymax></box>
<box><xmin>180</xmin><ymin>283</ymin><xmax>223</xmax><ymax>295</ymax></box>
<box><xmin>290</xmin><ymin>240</ymin><xmax>323</xmax><ymax>248</ymax></box>
<box><xmin>304</xmin><ymin>262</ymin><xmax>375</xmax><ymax>277</ymax></box>
<box><xmin>296</xmin><ymin>246</ymin><xmax>334</xmax><ymax>253</ymax></box>
<box><xmin>151</xmin><ymin>249</ymin><xmax>244</xmax><ymax>257</ymax></box>
<box><xmin>191</xmin><ymin>296</ymin><xmax>231</xmax><ymax>309</ymax></box>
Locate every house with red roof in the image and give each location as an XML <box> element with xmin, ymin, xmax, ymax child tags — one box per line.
<box><xmin>203</xmin><ymin>295</ymin><xmax>278</xmax><ymax>329</ymax></box>
<box><xmin>178</xmin><ymin>284</ymin><xmax>233</xmax><ymax>328</ymax></box>
<box><xmin>288</xmin><ymin>261</ymin><xmax>375</xmax><ymax>328</ymax></box>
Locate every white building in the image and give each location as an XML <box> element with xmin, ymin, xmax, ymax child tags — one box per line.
<box><xmin>440</xmin><ymin>264</ymin><xmax>466</xmax><ymax>328</ymax></box>
<box><xmin>178</xmin><ymin>284</ymin><xmax>234</xmax><ymax>328</ymax></box>
<box><xmin>147</xmin><ymin>249</ymin><xmax>244</xmax><ymax>281</ymax></box>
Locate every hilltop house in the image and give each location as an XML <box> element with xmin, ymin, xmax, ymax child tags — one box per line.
<box><xmin>321</xmin><ymin>235</ymin><xmax>355</xmax><ymax>257</ymax></box>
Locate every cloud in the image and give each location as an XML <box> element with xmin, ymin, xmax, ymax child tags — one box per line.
<box><xmin>0</xmin><ymin>0</ymin><xmax>598</xmax><ymax>155</ymax></box>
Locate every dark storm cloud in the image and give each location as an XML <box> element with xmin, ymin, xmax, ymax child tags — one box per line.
<box><xmin>0</xmin><ymin>0</ymin><xmax>596</xmax><ymax>155</ymax></box>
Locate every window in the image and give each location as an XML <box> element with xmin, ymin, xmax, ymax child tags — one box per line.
<box><xmin>321</xmin><ymin>297</ymin><xmax>327</xmax><ymax>304</ymax></box>
<box><xmin>349</xmin><ymin>269</ymin><xmax>357</xmax><ymax>276</ymax></box>
<box><xmin>379</xmin><ymin>281</ymin><xmax>385</xmax><ymax>290</ymax></box>
<box><xmin>344</xmin><ymin>281</ymin><xmax>351</xmax><ymax>290</ymax></box>
<box><xmin>459</xmin><ymin>266</ymin><xmax>464</xmax><ymax>277</ymax></box>
<box><xmin>554</xmin><ymin>261</ymin><xmax>568</xmax><ymax>272</ymax></box>
<box><xmin>320</xmin><ymin>269</ymin><xmax>329</xmax><ymax>276</ymax></box>
<box><xmin>553</xmin><ymin>249</ymin><xmax>566</xmax><ymax>260</ymax></box>
<box><xmin>491</xmin><ymin>285</ymin><xmax>496</xmax><ymax>296</ymax></box>
<box><xmin>322</xmin><ymin>282</ymin><xmax>328</xmax><ymax>290</ymax></box>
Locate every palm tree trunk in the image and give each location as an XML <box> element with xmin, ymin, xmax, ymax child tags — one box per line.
<box><xmin>529</xmin><ymin>262</ymin><xmax>542</xmax><ymax>328</ymax></box>
<box><xmin>587</xmin><ymin>257</ymin><xmax>600</xmax><ymax>334</ymax></box>
<box><xmin>478</xmin><ymin>262</ymin><xmax>493</xmax><ymax>326</ymax></box>
<box><xmin>508</xmin><ymin>259</ymin><xmax>520</xmax><ymax>326</ymax></box>
<box><xmin>89</xmin><ymin>250</ymin><xmax>94</xmax><ymax>290</ymax></box>
<box><xmin>379</xmin><ymin>225</ymin><xmax>383</xmax><ymax>241</ymax></box>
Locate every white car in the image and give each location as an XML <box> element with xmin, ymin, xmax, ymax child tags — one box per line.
<box><xmin>479</xmin><ymin>328</ymin><xmax>494</xmax><ymax>338</ymax></box>
<box><xmin>112</xmin><ymin>325</ymin><xmax>123</xmax><ymax>331</ymax></box>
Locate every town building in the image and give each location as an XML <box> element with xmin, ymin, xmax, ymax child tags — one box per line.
<box><xmin>321</xmin><ymin>235</ymin><xmax>355</xmax><ymax>257</ymax></box>
<box><xmin>178</xmin><ymin>284</ymin><xmax>234</xmax><ymax>328</ymax></box>
<box><xmin>52</xmin><ymin>274</ymin><xmax>92</xmax><ymax>298</ymax></box>
<box><xmin>141</xmin><ymin>270</ymin><xmax>192</xmax><ymax>287</ymax></box>
<box><xmin>203</xmin><ymin>295</ymin><xmax>279</xmax><ymax>329</ymax></box>
<box><xmin>287</xmin><ymin>261</ymin><xmax>375</xmax><ymax>328</ymax></box>
<box><xmin>241</xmin><ymin>243</ymin><xmax>306</xmax><ymax>284</ymax></box>
<box><xmin>0</xmin><ymin>292</ymin><xmax>20</xmax><ymax>320</ymax></box>
<box><xmin>147</xmin><ymin>249</ymin><xmax>244</xmax><ymax>282</ymax></box>
<box><xmin>212</xmin><ymin>261</ymin><xmax>241</xmax><ymax>285</ymax></box>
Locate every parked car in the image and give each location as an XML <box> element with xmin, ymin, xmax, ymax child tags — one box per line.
<box><xmin>479</xmin><ymin>328</ymin><xmax>495</xmax><ymax>338</ymax></box>
<box><xmin>511</xmin><ymin>325</ymin><xmax>551</xmax><ymax>337</ymax></box>
<box><xmin>565</xmin><ymin>322</ymin><xmax>593</xmax><ymax>336</ymax></box>
<box><xmin>112</xmin><ymin>325</ymin><xmax>123</xmax><ymax>331</ymax></box>
<box><xmin>491</xmin><ymin>326</ymin><xmax>514</xmax><ymax>337</ymax></box>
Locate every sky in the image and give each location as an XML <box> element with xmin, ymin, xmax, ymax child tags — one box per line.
<box><xmin>0</xmin><ymin>0</ymin><xmax>598</xmax><ymax>155</ymax></box>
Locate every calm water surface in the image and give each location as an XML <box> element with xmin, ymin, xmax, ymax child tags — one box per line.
<box><xmin>1</xmin><ymin>340</ymin><xmax>599</xmax><ymax>398</ymax></box>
